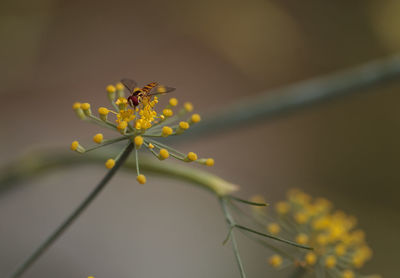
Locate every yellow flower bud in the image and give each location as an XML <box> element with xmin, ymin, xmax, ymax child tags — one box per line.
<box><xmin>296</xmin><ymin>233</ymin><xmax>309</xmax><ymax>245</ymax></box>
<box><xmin>268</xmin><ymin>255</ymin><xmax>282</xmax><ymax>268</ymax></box>
<box><xmin>73</xmin><ymin>102</ymin><xmax>81</xmax><ymax>109</ymax></box>
<box><xmin>137</xmin><ymin>174</ymin><xmax>146</xmax><ymax>184</ymax></box>
<box><xmin>98</xmin><ymin>107</ymin><xmax>109</xmax><ymax>121</ymax></box>
<box><xmin>116</xmin><ymin>82</ymin><xmax>124</xmax><ymax>91</ymax></box>
<box><xmin>106</xmin><ymin>85</ymin><xmax>116</xmax><ymax>93</ymax></box>
<box><xmin>93</xmin><ymin>133</ymin><xmax>104</xmax><ymax>144</ymax></box>
<box><xmin>184</xmin><ymin>102</ymin><xmax>193</xmax><ymax>112</ymax></box>
<box><xmin>81</xmin><ymin>103</ymin><xmax>91</xmax><ymax>116</ymax></box>
<box><xmin>267</xmin><ymin>223</ymin><xmax>280</xmax><ymax>235</ymax></box>
<box><xmin>205</xmin><ymin>158</ymin><xmax>214</xmax><ymax>166</ymax></box>
<box><xmin>105</xmin><ymin>159</ymin><xmax>115</xmax><ymax>169</ymax></box>
<box><xmin>305</xmin><ymin>252</ymin><xmax>317</xmax><ymax>266</ymax></box>
<box><xmin>116</xmin><ymin>97</ymin><xmax>127</xmax><ymax>110</ymax></box>
<box><xmin>98</xmin><ymin>107</ymin><xmax>109</xmax><ymax>115</ymax></box>
<box><xmin>191</xmin><ymin>113</ymin><xmax>201</xmax><ymax>123</ymax></box>
<box><xmin>335</xmin><ymin>244</ymin><xmax>347</xmax><ymax>256</ymax></box>
<box><xmin>73</xmin><ymin>102</ymin><xmax>86</xmax><ymax>119</ymax></box>
<box><xmin>275</xmin><ymin>201</ymin><xmax>290</xmax><ymax>214</ymax></box>
<box><xmin>169</xmin><ymin>98</ymin><xmax>178</xmax><ymax>106</ymax></box>
<box><xmin>342</xmin><ymin>270</ymin><xmax>355</xmax><ymax>278</ymax></box>
<box><xmin>70</xmin><ymin>141</ymin><xmax>85</xmax><ymax>153</ymax></box>
<box><xmin>148</xmin><ymin>143</ymin><xmax>154</xmax><ymax>149</ymax></box>
<box><xmin>325</xmin><ymin>255</ymin><xmax>336</xmax><ymax>269</ymax></box>
<box><xmin>294</xmin><ymin>212</ymin><xmax>309</xmax><ymax>224</ymax></box>
<box><xmin>163</xmin><ymin>109</ymin><xmax>173</xmax><ymax>117</ymax></box>
<box><xmin>162</xmin><ymin>126</ymin><xmax>173</xmax><ymax>137</ymax></box>
<box><xmin>118</xmin><ymin>121</ymin><xmax>128</xmax><ymax>130</ymax></box>
<box><xmin>179</xmin><ymin>121</ymin><xmax>189</xmax><ymax>130</ymax></box>
<box><xmin>71</xmin><ymin>141</ymin><xmax>79</xmax><ymax>151</ymax></box>
<box><xmin>158</xmin><ymin>148</ymin><xmax>169</xmax><ymax>160</ymax></box>
<box><xmin>185</xmin><ymin>152</ymin><xmax>198</xmax><ymax>162</ymax></box>
<box><xmin>134</xmin><ymin>136</ymin><xmax>143</xmax><ymax>148</ymax></box>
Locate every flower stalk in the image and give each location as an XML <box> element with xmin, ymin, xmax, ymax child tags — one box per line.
<box><xmin>8</xmin><ymin>143</ymin><xmax>135</xmax><ymax>278</ymax></box>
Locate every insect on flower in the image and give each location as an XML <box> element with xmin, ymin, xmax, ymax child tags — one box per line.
<box><xmin>121</xmin><ymin>78</ymin><xmax>176</xmax><ymax>109</ymax></box>
<box><xmin>71</xmin><ymin>79</ymin><xmax>213</xmax><ymax>184</ymax></box>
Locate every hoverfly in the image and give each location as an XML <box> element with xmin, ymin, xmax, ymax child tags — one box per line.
<box><xmin>120</xmin><ymin>78</ymin><xmax>175</xmax><ymax>108</ymax></box>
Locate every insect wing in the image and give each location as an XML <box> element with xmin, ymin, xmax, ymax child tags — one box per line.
<box><xmin>148</xmin><ymin>85</ymin><xmax>176</xmax><ymax>96</ymax></box>
<box><xmin>120</xmin><ymin>78</ymin><xmax>138</xmax><ymax>93</ymax></box>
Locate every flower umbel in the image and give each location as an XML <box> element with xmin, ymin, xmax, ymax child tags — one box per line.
<box><xmin>71</xmin><ymin>80</ymin><xmax>214</xmax><ymax>183</ymax></box>
<box><xmin>251</xmin><ymin>189</ymin><xmax>377</xmax><ymax>278</ymax></box>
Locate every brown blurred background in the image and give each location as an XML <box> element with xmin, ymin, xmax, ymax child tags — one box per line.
<box><xmin>1</xmin><ymin>0</ymin><xmax>400</xmax><ymax>277</ymax></box>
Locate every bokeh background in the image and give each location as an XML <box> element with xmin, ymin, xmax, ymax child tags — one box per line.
<box><xmin>1</xmin><ymin>0</ymin><xmax>400</xmax><ymax>277</ymax></box>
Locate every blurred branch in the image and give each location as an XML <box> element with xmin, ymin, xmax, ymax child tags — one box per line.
<box><xmin>0</xmin><ymin>148</ymin><xmax>238</xmax><ymax>196</ymax></box>
<box><xmin>187</xmin><ymin>54</ymin><xmax>400</xmax><ymax>136</ymax></box>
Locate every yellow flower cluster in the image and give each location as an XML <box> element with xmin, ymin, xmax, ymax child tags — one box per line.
<box><xmin>71</xmin><ymin>80</ymin><xmax>215</xmax><ymax>184</ymax></box>
<box><xmin>251</xmin><ymin>189</ymin><xmax>376</xmax><ymax>278</ymax></box>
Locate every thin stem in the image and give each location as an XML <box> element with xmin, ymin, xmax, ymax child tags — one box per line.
<box><xmin>135</xmin><ymin>148</ymin><xmax>140</xmax><ymax>175</ymax></box>
<box><xmin>219</xmin><ymin>197</ymin><xmax>247</xmax><ymax>278</ymax></box>
<box><xmin>234</xmin><ymin>224</ymin><xmax>312</xmax><ymax>250</ymax></box>
<box><xmin>84</xmin><ymin>136</ymin><xmax>129</xmax><ymax>153</ymax></box>
<box><xmin>230</xmin><ymin>196</ymin><xmax>268</xmax><ymax>207</ymax></box>
<box><xmin>8</xmin><ymin>143</ymin><xmax>134</xmax><ymax>278</ymax></box>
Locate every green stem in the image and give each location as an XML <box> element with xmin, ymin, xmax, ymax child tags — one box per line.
<box><xmin>0</xmin><ymin>148</ymin><xmax>238</xmax><ymax>197</ymax></box>
<box><xmin>234</xmin><ymin>224</ymin><xmax>312</xmax><ymax>250</ymax></box>
<box><xmin>219</xmin><ymin>197</ymin><xmax>247</xmax><ymax>278</ymax></box>
<box><xmin>8</xmin><ymin>143</ymin><xmax>134</xmax><ymax>278</ymax></box>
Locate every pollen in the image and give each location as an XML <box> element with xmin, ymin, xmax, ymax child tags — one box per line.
<box><xmin>105</xmin><ymin>159</ymin><xmax>115</xmax><ymax>169</ymax></box>
<box><xmin>184</xmin><ymin>102</ymin><xmax>193</xmax><ymax>112</ymax></box>
<box><xmin>106</xmin><ymin>85</ymin><xmax>116</xmax><ymax>93</ymax></box>
<box><xmin>169</xmin><ymin>98</ymin><xmax>178</xmax><ymax>106</ymax></box>
<box><xmin>267</xmin><ymin>223</ymin><xmax>280</xmax><ymax>235</ymax></box>
<box><xmin>179</xmin><ymin>121</ymin><xmax>189</xmax><ymax>130</ymax></box>
<box><xmin>325</xmin><ymin>255</ymin><xmax>336</xmax><ymax>269</ymax></box>
<box><xmin>191</xmin><ymin>113</ymin><xmax>201</xmax><ymax>123</ymax></box>
<box><xmin>305</xmin><ymin>252</ymin><xmax>317</xmax><ymax>266</ymax></box>
<box><xmin>93</xmin><ymin>133</ymin><xmax>104</xmax><ymax>144</ymax></box>
<box><xmin>162</xmin><ymin>126</ymin><xmax>173</xmax><ymax>137</ymax></box>
<box><xmin>136</xmin><ymin>174</ymin><xmax>146</xmax><ymax>184</ymax></box>
<box><xmin>134</xmin><ymin>136</ymin><xmax>143</xmax><ymax>148</ymax></box>
<box><xmin>158</xmin><ymin>148</ymin><xmax>169</xmax><ymax>160</ymax></box>
<box><xmin>205</xmin><ymin>158</ymin><xmax>214</xmax><ymax>166</ymax></box>
<box><xmin>163</xmin><ymin>109</ymin><xmax>173</xmax><ymax>117</ymax></box>
<box><xmin>186</xmin><ymin>152</ymin><xmax>198</xmax><ymax>161</ymax></box>
<box><xmin>268</xmin><ymin>255</ymin><xmax>282</xmax><ymax>268</ymax></box>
